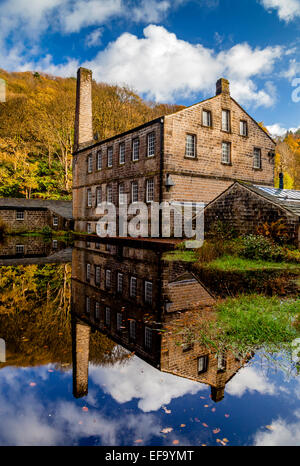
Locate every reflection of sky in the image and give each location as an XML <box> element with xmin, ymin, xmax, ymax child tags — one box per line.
<box><xmin>0</xmin><ymin>352</ymin><xmax>300</xmax><ymax>446</ymax></box>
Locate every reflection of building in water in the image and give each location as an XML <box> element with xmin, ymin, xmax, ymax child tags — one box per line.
<box><xmin>0</xmin><ymin>236</ymin><xmax>71</xmax><ymax>265</ymax></box>
<box><xmin>71</xmin><ymin>240</ymin><xmax>247</xmax><ymax>401</ymax></box>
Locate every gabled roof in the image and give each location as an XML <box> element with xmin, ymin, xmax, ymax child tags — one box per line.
<box><xmin>245</xmin><ymin>183</ymin><xmax>300</xmax><ymax>217</ymax></box>
<box><xmin>0</xmin><ymin>198</ymin><xmax>73</xmax><ymax>219</ymax></box>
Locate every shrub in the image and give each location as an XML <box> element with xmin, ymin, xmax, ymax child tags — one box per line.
<box><xmin>40</xmin><ymin>225</ymin><xmax>53</xmax><ymax>236</ymax></box>
<box><xmin>241</xmin><ymin>234</ymin><xmax>285</xmax><ymax>262</ymax></box>
<box><xmin>256</xmin><ymin>219</ymin><xmax>290</xmax><ymax>243</ymax></box>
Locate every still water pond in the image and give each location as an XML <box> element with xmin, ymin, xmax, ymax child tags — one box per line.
<box><xmin>0</xmin><ymin>236</ymin><xmax>299</xmax><ymax>446</ymax></box>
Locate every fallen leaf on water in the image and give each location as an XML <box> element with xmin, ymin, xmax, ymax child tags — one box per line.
<box><xmin>216</xmin><ymin>439</ymin><xmax>221</xmax><ymax>443</ymax></box>
<box><xmin>211</xmin><ymin>408</ymin><xmax>216</xmax><ymax>412</ymax></box>
<box><xmin>194</xmin><ymin>418</ymin><xmax>200</xmax><ymax>423</ymax></box>
<box><xmin>223</xmin><ymin>438</ymin><xmax>229</xmax><ymax>443</ymax></box>
<box><xmin>29</xmin><ymin>382</ymin><xmax>36</xmax><ymax>387</ymax></box>
<box><xmin>134</xmin><ymin>439</ymin><xmax>143</xmax><ymax>443</ymax></box>
<box><xmin>204</xmin><ymin>405</ymin><xmax>209</xmax><ymax>408</ymax></box>
<box><xmin>78</xmin><ymin>421</ymin><xmax>82</xmax><ymax>425</ymax></box>
<box><xmin>161</xmin><ymin>427</ymin><xmax>173</xmax><ymax>434</ymax></box>
<box><xmin>201</xmin><ymin>444</ymin><xmax>207</xmax><ymax>447</ymax></box>
<box><xmin>180</xmin><ymin>424</ymin><xmax>186</xmax><ymax>428</ymax></box>
<box><xmin>82</xmin><ymin>406</ymin><xmax>89</xmax><ymax>412</ymax></box>
<box><xmin>213</xmin><ymin>428</ymin><xmax>220</xmax><ymax>434</ymax></box>
<box><xmin>48</xmin><ymin>369</ymin><xmax>54</xmax><ymax>373</ymax></box>
<box><xmin>162</xmin><ymin>406</ymin><xmax>171</xmax><ymax>414</ymax></box>
<box><xmin>199</xmin><ymin>396</ymin><xmax>205</xmax><ymax>399</ymax></box>
<box><xmin>224</xmin><ymin>414</ymin><xmax>230</xmax><ymax>418</ymax></box>
<box><xmin>172</xmin><ymin>440</ymin><xmax>179</xmax><ymax>445</ymax></box>
<box><xmin>202</xmin><ymin>423</ymin><xmax>208</xmax><ymax>428</ymax></box>
<box><xmin>265</xmin><ymin>425</ymin><xmax>274</xmax><ymax>431</ymax></box>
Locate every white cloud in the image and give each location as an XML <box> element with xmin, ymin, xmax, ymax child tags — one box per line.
<box><xmin>266</xmin><ymin>123</ymin><xmax>299</xmax><ymax>136</ymax></box>
<box><xmin>254</xmin><ymin>410</ymin><xmax>300</xmax><ymax>446</ymax></box>
<box><xmin>81</xmin><ymin>25</ymin><xmax>282</xmax><ymax>105</ymax></box>
<box><xmin>226</xmin><ymin>366</ymin><xmax>276</xmax><ymax>397</ymax></box>
<box><xmin>85</xmin><ymin>28</ymin><xmax>104</xmax><ymax>47</ymax></box>
<box><xmin>89</xmin><ymin>356</ymin><xmax>204</xmax><ymax>412</ymax></box>
<box><xmin>281</xmin><ymin>59</ymin><xmax>300</xmax><ymax>79</ymax></box>
<box><xmin>260</xmin><ymin>0</ymin><xmax>300</xmax><ymax>22</ymax></box>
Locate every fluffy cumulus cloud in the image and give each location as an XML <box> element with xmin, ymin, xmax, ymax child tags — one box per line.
<box><xmin>226</xmin><ymin>366</ymin><xmax>277</xmax><ymax>397</ymax></box>
<box><xmin>82</xmin><ymin>25</ymin><xmax>282</xmax><ymax>105</ymax></box>
<box><xmin>260</xmin><ymin>0</ymin><xmax>300</xmax><ymax>22</ymax></box>
<box><xmin>253</xmin><ymin>410</ymin><xmax>300</xmax><ymax>446</ymax></box>
<box><xmin>89</xmin><ymin>356</ymin><xmax>205</xmax><ymax>412</ymax></box>
<box><xmin>266</xmin><ymin>122</ymin><xmax>300</xmax><ymax>136</ymax></box>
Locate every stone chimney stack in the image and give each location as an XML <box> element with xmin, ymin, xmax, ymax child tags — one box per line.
<box><xmin>74</xmin><ymin>67</ymin><xmax>93</xmax><ymax>151</ymax></box>
<box><xmin>72</xmin><ymin>318</ymin><xmax>91</xmax><ymax>398</ymax></box>
<box><xmin>216</xmin><ymin>78</ymin><xmax>230</xmax><ymax>96</ymax></box>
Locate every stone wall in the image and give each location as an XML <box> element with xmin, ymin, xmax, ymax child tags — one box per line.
<box><xmin>0</xmin><ymin>208</ymin><xmax>69</xmax><ymax>233</ymax></box>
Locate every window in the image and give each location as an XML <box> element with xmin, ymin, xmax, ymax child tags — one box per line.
<box><xmin>147</xmin><ymin>132</ymin><xmax>155</xmax><ymax>157</ymax></box>
<box><xmin>182</xmin><ymin>343</ymin><xmax>194</xmax><ymax>353</ymax></box>
<box><xmin>119</xmin><ymin>142</ymin><xmax>125</xmax><ymax>164</ymax></box>
<box><xmin>240</xmin><ymin>120</ymin><xmax>248</xmax><ymax>136</ymax></box>
<box><xmin>86</xmin><ymin>263</ymin><xmax>91</xmax><ymax>282</ymax></box>
<box><xmin>95</xmin><ymin>302</ymin><xmax>100</xmax><ymax>321</ymax></box>
<box><xmin>145</xmin><ymin>327</ymin><xmax>152</xmax><ymax>350</ymax></box>
<box><xmin>145</xmin><ymin>281</ymin><xmax>153</xmax><ymax>304</ymax></box>
<box><xmin>217</xmin><ymin>353</ymin><xmax>226</xmax><ymax>372</ymax></box>
<box><xmin>16</xmin><ymin>211</ymin><xmax>24</xmax><ymax>220</ymax></box>
<box><xmin>222</xmin><ymin>110</ymin><xmax>230</xmax><ymax>132</ymax></box>
<box><xmin>222</xmin><ymin>142</ymin><xmax>231</xmax><ymax>164</ymax></box>
<box><xmin>146</xmin><ymin>178</ymin><xmax>154</xmax><ymax>203</ymax></box>
<box><xmin>87</xmin><ymin>223</ymin><xmax>92</xmax><ymax>234</ymax></box>
<box><xmin>95</xmin><ymin>266</ymin><xmax>101</xmax><ymax>286</ymax></box>
<box><xmin>131</xmin><ymin>181</ymin><xmax>138</xmax><ymax>203</ymax></box>
<box><xmin>52</xmin><ymin>240</ymin><xmax>58</xmax><ymax>249</ymax></box>
<box><xmin>197</xmin><ymin>355</ymin><xmax>208</xmax><ymax>374</ymax></box>
<box><xmin>106</xmin><ymin>184</ymin><xmax>113</xmax><ymax>203</ymax></box>
<box><xmin>132</xmin><ymin>138</ymin><xmax>139</xmax><ymax>161</ymax></box>
<box><xmin>119</xmin><ymin>183</ymin><xmax>126</xmax><ymax>205</ymax></box>
<box><xmin>130</xmin><ymin>276</ymin><xmax>137</xmax><ymax>298</ymax></box>
<box><xmin>253</xmin><ymin>148</ymin><xmax>262</xmax><ymax>169</ymax></box>
<box><xmin>105</xmin><ymin>269</ymin><xmax>111</xmax><ymax>289</ymax></box>
<box><xmin>107</xmin><ymin>147</ymin><xmax>113</xmax><ymax>167</ymax></box>
<box><xmin>85</xmin><ymin>296</ymin><xmax>90</xmax><ymax>314</ymax></box>
<box><xmin>87</xmin><ymin>188</ymin><xmax>92</xmax><ymax>207</ymax></box>
<box><xmin>202</xmin><ymin>110</ymin><xmax>212</xmax><ymax>127</ymax></box>
<box><xmin>117</xmin><ymin>313</ymin><xmax>122</xmax><ymax>332</ymax></box>
<box><xmin>16</xmin><ymin>244</ymin><xmax>24</xmax><ymax>254</ymax></box>
<box><xmin>129</xmin><ymin>319</ymin><xmax>136</xmax><ymax>340</ymax></box>
<box><xmin>117</xmin><ymin>273</ymin><xmax>123</xmax><ymax>294</ymax></box>
<box><xmin>87</xmin><ymin>154</ymin><xmax>93</xmax><ymax>173</ymax></box>
<box><xmin>95</xmin><ymin>241</ymin><xmax>100</xmax><ymax>249</ymax></box>
<box><xmin>105</xmin><ymin>307</ymin><xmax>111</xmax><ymax>326</ymax></box>
<box><xmin>185</xmin><ymin>134</ymin><xmax>196</xmax><ymax>158</ymax></box>
<box><xmin>96</xmin><ymin>187</ymin><xmax>102</xmax><ymax>206</ymax></box>
<box><xmin>97</xmin><ymin>150</ymin><xmax>102</xmax><ymax>170</ymax></box>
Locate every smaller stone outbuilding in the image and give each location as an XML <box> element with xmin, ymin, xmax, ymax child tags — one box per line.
<box><xmin>204</xmin><ymin>181</ymin><xmax>300</xmax><ymax>247</ymax></box>
<box><xmin>0</xmin><ymin>198</ymin><xmax>73</xmax><ymax>233</ymax></box>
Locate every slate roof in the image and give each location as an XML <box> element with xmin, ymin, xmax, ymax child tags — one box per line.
<box><xmin>0</xmin><ymin>198</ymin><xmax>72</xmax><ymax>219</ymax></box>
<box><xmin>242</xmin><ymin>183</ymin><xmax>300</xmax><ymax>217</ymax></box>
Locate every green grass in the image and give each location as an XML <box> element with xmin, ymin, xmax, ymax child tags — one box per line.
<box><xmin>163</xmin><ymin>250</ymin><xmax>197</xmax><ymax>262</ymax></box>
<box><xmin>204</xmin><ymin>255</ymin><xmax>300</xmax><ymax>272</ymax></box>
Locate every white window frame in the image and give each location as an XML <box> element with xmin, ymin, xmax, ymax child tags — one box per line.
<box><xmin>86</xmin><ymin>263</ymin><xmax>91</xmax><ymax>281</ymax></box>
<box><xmin>87</xmin><ymin>154</ymin><xmax>93</xmax><ymax>173</ymax></box>
<box><xmin>97</xmin><ymin>150</ymin><xmax>102</xmax><ymax>170</ymax></box>
<box><xmin>117</xmin><ymin>272</ymin><xmax>123</xmax><ymax>293</ymax></box>
<box><xmin>147</xmin><ymin>132</ymin><xmax>155</xmax><ymax>157</ymax></box>
<box><xmin>131</xmin><ymin>181</ymin><xmax>138</xmax><ymax>203</ymax></box>
<box><xmin>95</xmin><ymin>266</ymin><xmax>101</xmax><ymax>286</ymax></box>
<box><xmin>119</xmin><ymin>142</ymin><xmax>125</xmax><ymax>164</ymax></box>
<box><xmin>53</xmin><ymin>216</ymin><xmax>58</xmax><ymax>226</ymax></box>
<box><xmin>107</xmin><ymin>147</ymin><xmax>113</xmax><ymax>167</ymax></box>
<box><xmin>222</xmin><ymin>110</ymin><xmax>230</xmax><ymax>132</ymax></box>
<box><xmin>105</xmin><ymin>307</ymin><xmax>111</xmax><ymax>326</ymax></box>
<box><xmin>198</xmin><ymin>355</ymin><xmax>208</xmax><ymax>374</ymax></box>
<box><xmin>130</xmin><ymin>276</ymin><xmax>137</xmax><ymax>298</ymax></box>
<box><xmin>132</xmin><ymin>138</ymin><xmax>139</xmax><ymax>161</ymax></box>
<box><xmin>129</xmin><ymin>319</ymin><xmax>136</xmax><ymax>340</ymax></box>
<box><xmin>202</xmin><ymin>110</ymin><xmax>212</xmax><ymax>127</ymax></box>
<box><xmin>119</xmin><ymin>183</ymin><xmax>126</xmax><ymax>205</ymax></box>
<box><xmin>16</xmin><ymin>244</ymin><xmax>24</xmax><ymax>254</ymax></box>
<box><xmin>105</xmin><ymin>269</ymin><xmax>111</xmax><ymax>289</ymax></box>
<box><xmin>222</xmin><ymin>142</ymin><xmax>231</xmax><ymax>164</ymax></box>
<box><xmin>253</xmin><ymin>148</ymin><xmax>262</xmax><ymax>169</ymax></box>
<box><xmin>240</xmin><ymin>120</ymin><xmax>248</xmax><ymax>136</ymax></box>
<box><xmin>185</xmin><ymin>134</ymin><xmax>196</xmax><ymax>158</ymax></box>
<box><xmin>16</xmin><ymin>211</ymin><xmax>24</xmax><ymax>220</ymax></box>
<box><xmin>146</xmin><ymin>178</ymin><xmax>154</xmax><ymax>203</ymax></box>
<box><xmin>144</xmin><ymin>281</ymin><xmax>153</xmax><ymax>304</ymax></box>
<box><xmin>87</xmin><ymin>188</ymin><xmax>92</xmax><ymax>207</ymax></box>
<box><xmin>96</xmin><ymin>186</ymin><xmax>102</xmax><ymax>206</ymax></box>
<box><xmin>106</xmin><ymin>184</ymin><xmax>113</xmax><ymax>204</ymax></box>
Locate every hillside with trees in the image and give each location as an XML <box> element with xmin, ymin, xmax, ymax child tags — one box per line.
<box><xmin>0</xmin><ymin>69</ymin><xmax>182</xmax><ymax>200</ymax></box>
<box><xmin>0</xmin><ymin>69</ymin><xmax>299</xmax><ymax>200</ymax></box>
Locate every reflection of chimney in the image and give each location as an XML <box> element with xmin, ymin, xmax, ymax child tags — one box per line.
<box><xmin>216</xmin><ymin>78</ymin><xmax>230</xmax><ymax>96</ymax></box>
<box><xmin>74</xmin><ymin>67</ymin><xmax>93</xmax><ymax>151</ymax></box>
<box><xmin>211</xmin><ymin>386</ymin><xmax>225</xmax><ymax>403</ymax></box>
<box><xmin>72</xmin><ymin>319</ymin><xmax>91</xmax><ymax>398</ymax></box>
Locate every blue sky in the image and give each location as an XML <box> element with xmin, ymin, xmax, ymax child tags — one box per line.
<box><xmin>0</xmin><ymin>0</ymin><xmax>299</xmax><ymax>135</ymax></box>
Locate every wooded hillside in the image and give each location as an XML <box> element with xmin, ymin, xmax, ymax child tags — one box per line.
<box><xmin>0</xmin><ymin>69</ymin><xmax>182</xmax><ymax>199</ymax></box>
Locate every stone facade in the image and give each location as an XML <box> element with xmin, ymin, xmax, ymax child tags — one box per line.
<box><xmin>73</xmin><ymin>70</ymin><xmax>276</xmax><ymax>235</ymax></box>
<box><xmin>204</xmin><ymin>182</ymin><xmax>300</xmax><ymax>246</ymax></box>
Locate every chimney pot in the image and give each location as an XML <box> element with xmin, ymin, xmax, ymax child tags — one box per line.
<box><xmin>216</xmin><ymin>78</ymin><xmax>230</xmax><ymax>96</ymax></box>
